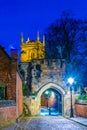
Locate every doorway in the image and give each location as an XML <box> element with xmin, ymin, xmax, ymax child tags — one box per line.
<box><xmin>40</xmin><ymin>88</ymin><xmax>62</xmax><ymax>116</ymax></box>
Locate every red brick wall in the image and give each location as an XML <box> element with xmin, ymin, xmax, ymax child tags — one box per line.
<box><xmin>16</xmin><ymin>72</ymin><xmax>23</xmax><ymax>118</ymax></box>
<box><xmin>0</xmin><ymin>47</ymin><xmax>23</xmax><ymax>122</ymax></box>
<box><xmin>41</xmin><ymin>95</ymin><xmax>47</xmax><ymax>107</ymax></box>
<box><xmin>75</xmin><ymin>104</ymin><xmax>87</xmax><ymax>117</ymax></box>
<box><xmin>0</xmin><ymin>46</ymin><xmax>18</xmax><ymax>100</ymax></box>
<box><xmin>7</xmin><ymin>61</ymin><xmax>18</xmax><ymax>100</ymax></box>
<box><xmin>0</xmin><ymin>106</ymin><xmax>16</xmax><ymax>121</ymax></box>
<box><xmin>41</xmin><ymin>95</ymin><xmax>57</xmax><ymax>108</ymax></box>
<box><xmin>0</xmin><ymin>72</ymin><xmax>23</xmax><ymax>122</ymax></box>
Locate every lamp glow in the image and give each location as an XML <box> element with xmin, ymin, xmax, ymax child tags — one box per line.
<box><xmin>45</xmin><ymin>91</ymin><xmax>49</xmax><ymax>95</ymax></box>
<box><xmin>68</xmin><ymin>78</ymin><xmax>74</xmax><ymax>85</ymax></box>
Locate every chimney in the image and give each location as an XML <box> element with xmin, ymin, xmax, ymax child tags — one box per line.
<box><xmin>11</xmin><ymin>48</ymin><xmax>18</xmax><ymax>60</ymax></box>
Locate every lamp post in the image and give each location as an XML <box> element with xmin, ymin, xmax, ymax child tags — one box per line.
<box><xmin>68</xmin><ymin>77</ymin><xmax>74</xmax><ymax>117</ymax></box>
<box><xmin>44</xmin><ymin>91</ymin><xmax>51</xmax><ymax>115</ymax></box>
<box><xmin>45</xmin><ymin>91</ymin><xmax>49</xmax><ymax>109</ymax></box>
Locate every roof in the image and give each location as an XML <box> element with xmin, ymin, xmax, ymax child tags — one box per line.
<box><xmin>0</xmin><ymin>45</ymin><xmax>11</xmax><ymax>60</ymax></box>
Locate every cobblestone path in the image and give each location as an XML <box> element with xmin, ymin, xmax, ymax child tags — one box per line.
<box><xmin>2</xmin><ymin>116</ymin><xmax>87</xmax><ymax>130</ymax></box>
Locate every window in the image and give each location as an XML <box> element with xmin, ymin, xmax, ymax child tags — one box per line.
<box><xmin>0</xmin><ymin>80</ymin><xmax>6</xmax><ymax>100</ymax></box>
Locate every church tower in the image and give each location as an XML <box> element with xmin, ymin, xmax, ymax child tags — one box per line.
<box><xmin>20</xmin><ymin>32</ymin><xmax>45</xmax><ymax>62</ymax></box>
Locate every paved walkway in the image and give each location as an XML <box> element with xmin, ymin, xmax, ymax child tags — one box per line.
<box><xmin>2</xmin><ymin>116</ymin><xmax>87</xmax><ymax>130</ymax></box>
<box><xmin>70</xmin><ymin>117</ymin><xmax>87</xmax><ymax>126</ymax></box>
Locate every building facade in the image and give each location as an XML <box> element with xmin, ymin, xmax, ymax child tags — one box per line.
<box><xmin>0</xmin><ymin>46</ymin><xmax>18</xmax><ymax>100</ymax></box>
<box><xmin>20</xmin><ymin>34</ymin><xmax>75</xmax><ymax>117</ymax></box>
<box><xmin>0</xmin><ymin>46</ymin><xmax>23</xmax><ymax>122</ymax></box>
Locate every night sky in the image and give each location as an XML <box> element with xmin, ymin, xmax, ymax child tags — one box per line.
<box><xmin>0</xmin><ymin>0</ymin><xmax>87</xmax><ymax>54</ymax></box>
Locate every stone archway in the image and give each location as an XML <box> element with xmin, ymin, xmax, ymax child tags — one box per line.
<box><xmin>37</xmin><ymin>82</ymin><xmax>66</xmax><ymax>98</ymax></box>
<box><xmin>36</xmin><ymin>82</ymin><xmax>66</xmax><ymax>116</ymax></box>
<box><xmin>24</xmin><ymin>82</ymin><xmax>75</xmax><ymax>117</ymax></box>
<box><xmin>40</xmin><ymin>88</ymin><xmax>62</xmax><ymax>116</ymax></box>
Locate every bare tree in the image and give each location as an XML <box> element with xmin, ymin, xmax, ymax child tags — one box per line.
<box><xmin>45</xmin><ymin>10</ymin><xmax>87</xmax><ymax>87</ymax></box>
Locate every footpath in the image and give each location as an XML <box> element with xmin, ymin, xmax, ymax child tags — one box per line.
<box><xmin>69</xmin><ymin>117</ymin><xmax>87</xmax><ymax>127</ymax></box>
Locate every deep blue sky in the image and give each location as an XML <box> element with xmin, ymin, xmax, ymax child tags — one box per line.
<box><xmin>0</xmin><ymin>0</ymin><xmax>87</xmax><ymax>54</ymax></box>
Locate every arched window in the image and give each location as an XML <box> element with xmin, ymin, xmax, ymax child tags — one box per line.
<box><xmin>31</xmin><ymin>53</ymin><xmax>34</xmax><ymax>58</ymax></box>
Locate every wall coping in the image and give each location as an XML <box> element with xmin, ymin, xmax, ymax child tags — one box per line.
<box><xmin>0</xmin><ymin>100</ymin><xmax>16</xmax><ymax>108</ymax></box>
<box><xmin>75</xmin><ymin>103</ymin><xmax>87</xmax><ymax>105</ymax></box>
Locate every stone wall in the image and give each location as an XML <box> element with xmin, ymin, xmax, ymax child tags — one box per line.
<box><xmin>64</xmin><ymin>92</ymin><xmax>76</xmax><ymax>117</ymax></box>
<box><xmin>20</xmin><ymin>59</ymin><xmax>66</xmax><ymax>94</ymax></box>
<box><xmin>31</xmin><ymin>59</ymin><xmax>66</xmax><ymax>93</ymax></box>
<box><xmin>20</xmin><ymin>59</ymin><xmax>77</xmax><ymax>117</ymax></box>
<box><xmin>24</xmin><ymin>96</ymin><xmax>40</xmax><ymax>115</ymax></box>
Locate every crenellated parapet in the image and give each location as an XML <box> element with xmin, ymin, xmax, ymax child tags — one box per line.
<box><xmin>31</xmin><ymin>59</ymin><xmax>67</xmax><ymax>92</ymax></box>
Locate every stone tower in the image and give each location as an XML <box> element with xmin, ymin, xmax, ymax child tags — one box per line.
<box><xmin>20</xmin><ymin>32</ymin><xmax>45</xmax><ymax>62</ymax></box>
<box><xmin>20</xmin><ymin>33</ymin><xmax>45</xmax><ymax>94</ymax></box>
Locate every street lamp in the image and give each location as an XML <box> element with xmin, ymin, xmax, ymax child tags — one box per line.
<box><xmin>45</xmin><ymin>91</ymin><xmax>49</xmax><ymax>109</ymax></box>
<box><xmin>44</xmin><ymin>90</ymin><xmax>51</xmax><ymax>115</ymax></box>
<box><xmin>68</xmin><ymin>77</ymin><xmax>74</xmax><ymax>117</ymax></box>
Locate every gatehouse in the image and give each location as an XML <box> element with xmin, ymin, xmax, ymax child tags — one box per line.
<box><xmin>19</xmin><ymin>33</ymin><xmax>75</xmax><ymax>117</ymax></box>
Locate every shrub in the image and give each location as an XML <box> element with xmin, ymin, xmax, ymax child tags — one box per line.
<box><xmin>77</xmin><ymin>94</ymin><xmax>87</xmax><ymax>100</ymax></box>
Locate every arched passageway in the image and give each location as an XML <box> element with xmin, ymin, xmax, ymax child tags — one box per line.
<box><xmin>40</xmin><ymin>88</ymin><xmax>62</xmax><ymax>116</ymax></box>
<box><xmin>37</xmin><ymin>82</ymin><xmax>66</xmax><ymax>116</ymax></box>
